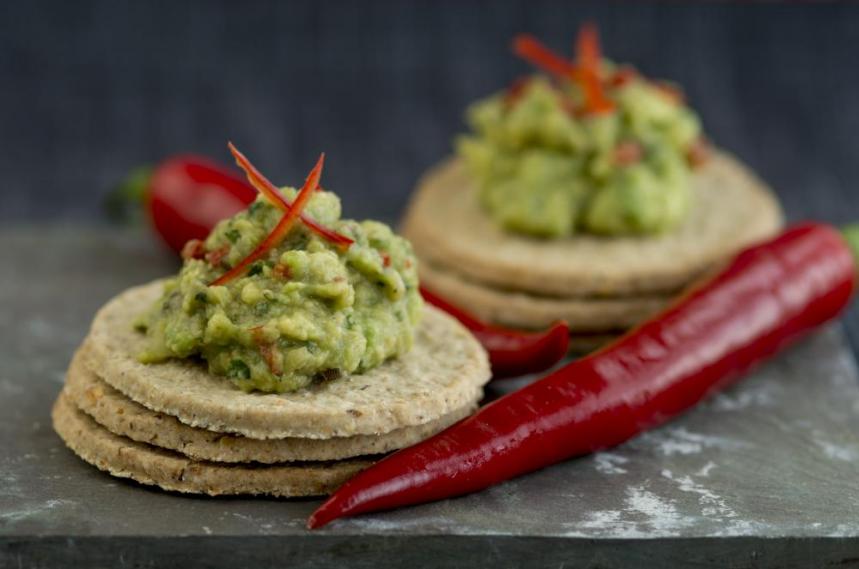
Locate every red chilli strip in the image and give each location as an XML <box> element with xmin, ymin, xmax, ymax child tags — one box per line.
<box><xmin>654</xmin><ymin>81</ymin><xmax>686</xmax><ymax>105</ymax></box>
<box><xmin>210</xmin><ymin>154</ymin><xmax>325</xmax><ymax>286</ymax></box>
<box><xmin>607</xmin><ymin>66</ymin><xmax>638</xmax><ymax>88</ymax></box>
<box><xmin>575</xmin><ymin>23</ymin><xmax>615</xmax><ymax>115</ymax></box>
<box><xmin>614</xmin><ymin>141</ymin><xmax>644</xmax><ymax>166</ymax></box>
<box><xmin>272</xmin><ymin>263</ymin><xmax>292</xmax><ymax>280</ymax></box>
<box><xmin>576</xmin><ymin>22</ymin><xmax>602</xmax><ymax>70</ymax></box>
<box><xmin>259</xmin><ymin>342</ymin><xmax>281</xmax><ymax>376</ymax></box>
<box><xmin>205</xmin><ymin>245</ymin><xmax>231</xmax><ymax>267</ymax></box>
<box><xmin>512</xmin><ymin>34</ymin><xmax>578</xmax><ymax>80</ymax></box>
<box><xmin>181</xmin><ymin>239</ymin><xmax>206</xmax><ymax>261</ymax></box>
<box><xmin>687</xmin><ymin>137</ymin><xmax>711</xmax><ymax>169</ymax></box>
<box><xmin>503</xmin><ymin>76</ymin><xmax>531</xmax><ymax>108</ymax></box>
<box><xmin>227</xmin><ymin>142</ymin><xmax>353</xmax><ymax>248</ymax></box>
<box><xmin>251</xmin><ymin>326</ymin><xmax>282</xmax><ymax>376</ymax></box>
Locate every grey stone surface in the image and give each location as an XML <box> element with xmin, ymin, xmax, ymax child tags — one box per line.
<box><xmin>3</xmin><ymin>226</ymin><xmax>859</xmax><ymax>568</ymax></box>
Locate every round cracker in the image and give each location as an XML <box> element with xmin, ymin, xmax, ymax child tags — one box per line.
<box><xmin>419</xmin><ymin>259</ymin><xmax>668</xmax><ymax>332</ymax></box>
<box><xmin>64</xmin><ymin>349</ymin><xmax>474</xmax><ymax>463</ymax></box>
<box><xmin>52</xmin><ymin>394</ymin><xmax>369</xmax><ymax>497</ymax></box>
<box><xmin>84</xmin><ymin>281</ymin><xmax>490</xmax><ymax>440</ymax></box>
<box><xmin>402</xmin><ymin>150</ymin><xmax>783</xmax><ymax>297</ymax></box>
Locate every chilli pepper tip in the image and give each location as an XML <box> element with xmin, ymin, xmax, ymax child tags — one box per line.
<box><xmin>307</xmin><ymin>494</ymin><xmax>352</xmax><ymax>529</ymax></box>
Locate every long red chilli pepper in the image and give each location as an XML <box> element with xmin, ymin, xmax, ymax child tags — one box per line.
<box><xmin>210</xmin><ymin>153</ymin><xmax>325</xmax><ymax>286</ymax></box>
<box><xmin>309</xmin><ymin>223</ymin><xmax>858</xmax><ymax>528</ymax></box>
<box><xmin>420</xmin><ymin>287</ymin><xmax>569</xmax><ymax>379</ymax></box>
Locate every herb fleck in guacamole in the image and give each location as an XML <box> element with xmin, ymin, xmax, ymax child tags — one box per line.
<box><xmin>136</xmin><ymin>187</ymin><xmax>422</xmax><ymax>394</ymax></box>
<box><xmin>457</xmin><ymin>36</ymin><xmax>704</xmax><ymax>238</ymax></box>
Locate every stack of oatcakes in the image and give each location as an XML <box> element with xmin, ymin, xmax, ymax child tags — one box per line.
<box><xmin>53</xmin><ymin>281</ymin><xmax>490</xmax><ymax>496</ymax></box>
<box><xmin>402</xmin><ymin>150</ymin><xmax>784</xmax><ymax>352</ymax></box>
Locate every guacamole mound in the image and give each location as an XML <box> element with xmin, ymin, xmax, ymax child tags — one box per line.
<box><xmin>456</xmin><ymin>71</ymin><xmax>703</xmax><ymax>238</ymax></box>
<box><xmin>135</xmin><ymin>189</ymin><xmax>423</xmax><ymax>393</ymax></box>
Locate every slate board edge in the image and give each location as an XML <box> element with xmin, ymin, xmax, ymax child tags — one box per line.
<box><xmin>4</xmin><ymin>535</ymin><xmax>859</xmax><ymax>569</ymax></box>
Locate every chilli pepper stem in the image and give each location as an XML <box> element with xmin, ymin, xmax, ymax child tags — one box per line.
<box><xmin>104</xmin><ymin>166</ymin><xmax>153</xmax><ymax>222</ymax></box>
<box><xmin>842</xmin><ymin>224</ymin><xmax>859</xmax><ymax>267</ymax></box>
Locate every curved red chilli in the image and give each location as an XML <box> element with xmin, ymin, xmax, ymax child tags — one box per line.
<box><xmin>420</xmin><ymin>286</ymin><xmax>569</xmax><ymax>379</ymax></box>
<box><xmin>309</xmin><ymin>223</ymin><xmax>856</xmax><ymax>527</ymax></box>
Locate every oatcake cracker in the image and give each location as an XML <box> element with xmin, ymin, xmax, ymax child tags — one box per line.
<box><xmin>83</xmin><ymin>281</ymin><xmax>490</xmax><ymax>440</ymax></box>
<box><xmin>419</xmin><ymin>260</ymin><xmax>668</xmax><ymax>332</ymax></box>
<box><xmin>64</xmin><ymin>349</ymin><xmax>474</xmax><ymax>463</ymax></box>
<box><xmin>52</xmin><ymin>395</ymin><xmax>369</xmax><ymax>497</ymax></box>
<box><xmin>402</xmin><ymin>150</ymin><xmax>783</xmax><ymax>298</ymax></box>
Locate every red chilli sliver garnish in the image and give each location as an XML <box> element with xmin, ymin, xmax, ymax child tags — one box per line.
<box><xmin>210</xmin><ymin>153</ymin><xmax>325</xmax><ymax>286</ymax></box>
<box><xmin>654</xmin><ymin>81</ymin><xmax>685</xmax><ymax>105</ymax></box>
<box><xmin>511</xmin><ymin>27</ymin><xmax>615</xmax><ymax>116</ymax></box>
<box><xmin>608</xmin><ymin>66</ymin><xmax>638</xmax><ymax>88</ymax></box>
<box><xmin>228</xmin><ymin>142</ymin><xmax>353</xmax><ymax>248</ymax></box>
<box><xmin>503</xmin><ymin>76</ymin><xmax>531</xmax><ymax>108</ymax></box>
<box><xmin>250</xmin><ymin>326</ymin><xmax>282</xmax><ymax>376</ymax></box>
<box><xmin>512</xmin><ymin>34</ymin><xmax>578</xmax><ymax>80</ymax></box>
<box><xmin>181</xmin><ymin>239</ymin><xmax>206</xmax><ymax>261</ymax></box>
<box><xmin>687</xmin><ymin>137</ymin><xmax>711</xmax><ymax>169</ymax></box>
<box><xmin>272</xmin><ymin>263</ymin><xmax>291</xmax><ymax>280</ymax></box>
<box><xmin>205</xmin><ymin>245</ymin><xmax>230</xmax><ymax>267</ymax></box>
<box><xmin>259</xmin><ymin>342</ymin><xmax>281</xmax><ymax>375</ymax></box>
<box><xmin>613</xmin><ymin>141</ymin><xmax>643</xmax><ymax>166</ymax></box>
<box><xmin>575</xmin><ymin>22</ymin><xmax>615</xmax><ymax>115</ymax></box>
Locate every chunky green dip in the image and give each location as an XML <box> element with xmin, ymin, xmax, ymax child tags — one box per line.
<box><xmin>135</xmin><ymin>189</ymin><xmax>422</xmax><ymax>393</ymax></box>
<box><xmin>456</xmin><ymin>71</ymin><xmax>703</xmax><ymax>238</ymax></box>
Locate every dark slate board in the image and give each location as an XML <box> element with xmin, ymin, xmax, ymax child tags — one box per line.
<box><xmin>3</xmin><ymin>226</ymin><xmax>859</xmax><ymax>568</ymax></box>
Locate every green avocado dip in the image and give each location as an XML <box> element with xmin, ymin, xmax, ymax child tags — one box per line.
<box><xmin>457</xmin><ymin>56</ymin><xmax>705</xmax><ymax>238</ymax></box>
<box><xmin>135</xmin><ymin>187</ymin><xmax>423</xmax><ymax>394</ymax></box>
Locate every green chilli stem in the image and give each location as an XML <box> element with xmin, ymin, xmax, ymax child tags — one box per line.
<box><xmin>842</xmin><ymin>224</ymin><xmax>859</xmax><ymax>270</ymax></box>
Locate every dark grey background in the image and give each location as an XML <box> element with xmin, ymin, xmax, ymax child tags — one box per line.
<box><xmin>2</xmin><ymin>0</ymin><xmax>859</xmax><ymax>344</ymax></box>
